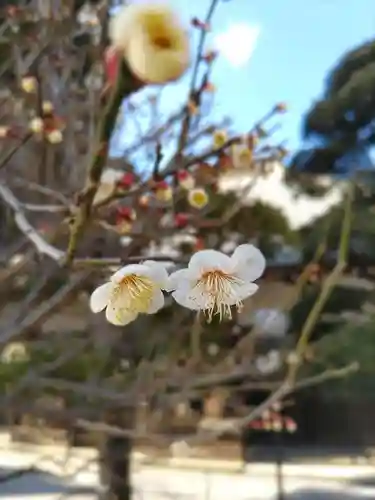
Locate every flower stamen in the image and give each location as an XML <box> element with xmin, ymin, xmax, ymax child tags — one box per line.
<box><xmin>152</xmin><ymin>36</ymin><xmax>172</xmax><ymax>49</ymax></box>
<box><xmin>194</xmin><ymin>269</ymin><xmax>244</xmax><ymax>322</ymax></box>
<box><xmin>111</xmin><ymin>274</ymin><xmax>155</xmax><ymax>321</ymax></box>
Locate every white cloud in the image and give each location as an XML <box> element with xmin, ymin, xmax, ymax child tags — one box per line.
<box><xmin>214</xmin><ymin>23</ymin><xmax>261</xmax><ymax>68</ymax></box>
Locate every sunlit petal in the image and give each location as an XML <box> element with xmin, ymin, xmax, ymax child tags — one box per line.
<box><xmin>142</xmin><ymin>260</ymin><xmax>170</xmax><ymax>289</ymax></box>
<box><xmin>231</xmin><ymin>244</ymin><xmax>266</xmax><ymax>281</ymax></box>
<box><xmin>172</xmin><ymin>288</ymin><xmax>204</xmax><ymax>310</ymax></box>
<box><xmin>105</xmin><ymin>298</ymin><xmax>138</xmax><ymax>326</ymax></box>
<box><xmin>111</xmin><ymin>264</ymin><xmax>149</xmax><ymax>283</ymax></box>
<box><xmin>90</xmin><ymin>282</ymin><xmax>113</xmax><ymax>313</ymax></box>
<box><xmin>110</xmin><ymin>3</ymin><xmax>190</xmax><ymax>84</ymax></box>
<box><xmin>189</xmin><ymin>249</ymin><xmax>232</xmax><ymax>276</ymax></box>
<box><xmin>145</xmin><ymin>288</ymin><xmax>165</xmax><ymax>314</ymax></box>
<box><xmin>166</xmin><ymin>268</ymin><xmax>192</xmax><ymax>292</ymax></box>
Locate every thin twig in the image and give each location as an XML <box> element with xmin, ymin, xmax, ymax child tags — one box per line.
<box><xmin>0</xmin><ymin>270</ymin><xmax>91</xmax><ymax>347</ymax></box>
<box><xmin>0</xmin><ymin>184</ymin><xmax>64</xmax><ymax>261</ymax></box>
<box><xmin>0</xmin><ymin>133</ymin><xmax>32</xmax><ymax>172</ymax></box>
<box><xmin>287</xmin><ymin>183</ymin><xmax>353</xmax><ymax>383</ymax></box>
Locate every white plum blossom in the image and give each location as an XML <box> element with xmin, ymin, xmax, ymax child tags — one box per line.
<box><xmin>100</xmin><ymin>168</ymin><xmax>123</xmax><ymax>185</ymax></box>
<box><xmin>90</xmin><ymin>260</ymin><xmax>169</xmax><ymax>326</ymax></box>
<box><xmin>109</xmin><ymin>2</ymin><xmax>190</xmax><ymax>84</ymax></box>
<box><xmin>77</xmin><ymin>2</ymin><xmax>99</xmax><ymax>26</ymax></box>
<box><xmin>93</xmin><ymin>168</ymin><xmax>123</xmax><ymax>205</ymax></box>
<box><xmin>167</xmin><ymin>244</ymin><xmax>266</xmax><ymax>322</ymax></box>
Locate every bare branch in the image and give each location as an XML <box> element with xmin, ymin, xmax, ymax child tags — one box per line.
<box><xmin>0</xmin><ymin>184</ymin><xmax>64</xmax><ymax>261</ymax></box>
<box><xmin>0</xmin><ymin>270</ymin><xmax>91</xmax><ymax>347</ymax></box>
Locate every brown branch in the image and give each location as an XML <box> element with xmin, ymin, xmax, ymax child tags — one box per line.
<box><xmin>10</xmin><ymin>176</ymin><xmax>71</xmax><ymax>206</ymax></box>
<box><xmin>0</xmin><ymin>184</ymin><xmax>64</xmax><ymax>261</ymax></box>
<box><xmin>183</xmin><ymin>362</ymin><xmax>359</xmax><ymax>445</ymax></box>
<box><xmin>0</xmin><ymin>133</ymin><xmax>32</xmax><ymax>172</ymax></box>
<box><xmin>65</xmin><ymin>62</ymin><xmax>143</xmax><ymax>264</ymax></box>
<box><xmin>7</xmin><ymin>339</ymin><xmax>93</xmax><ymax>403</ymax></box>
<box><xmin>175</xmin><ymin>0</ymin><xmax>220</xmax><ymax>161</ymax></box>
<box><xmin>0</xmin><ymin>270</ymin><xmax>91</xmax><ymax>347</ymax></box>
<box><xmin>32</xmin><ymin>377</ymin><xmax>137</xmax><ymax>406</ymax></box>
<box><xmin>152</xmin><ymin>142</ymin><xmax>163</xmax><ymax>180</ymax></box>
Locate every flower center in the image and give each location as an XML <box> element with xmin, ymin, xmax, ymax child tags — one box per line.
<box><xmin>195</xmin><ymin>269</ymin><xmax>243</xmax><ymax>322</ymax></box>
<box><xmin>152</xmin><ymin>36</ymin><xmax>172</xmax><ymax>49</ymax></box>
<box><xmin>111</xmin><ymin>274</ymin><xmax>155</xmax><ymax>320</ymax></box>
<box><xmin>190</xmin><ymin>190</ymin><xmax>208</xmax><ymax>208</ymax></box>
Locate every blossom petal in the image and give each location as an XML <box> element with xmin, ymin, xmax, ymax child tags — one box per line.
<box><xmin>90</xmin><ymin>283</ymin><xmax>112</xmax><ymax>313</ymax></box>
<box><xmin>111</xmin><ymin>264</ymin><xmax>150</xmax><ymax>283</ymax></box>
<box><xmin>188</xmin><ymin>250</ymin><xmax>233</xmax><ymax>276</ymax></box>
<box><xmin>101</xmin><ymin>168</ymin><xmax>123</xmax><ymax>184</ymax></box>
<box><xmin>231</xmin><ymin>244</ymin><xmax>266</xmax><ymax>281</ymax></box>
<box><xmin>145</xmin><ymin>288</ymin><xmax>165</xmax><ymax>314</ymax></box>
<box><xmin>230</xmin><ymin>282</ymin><xmax>259</xmax><ymax>303</ymax></box>
<box><xmin>105</xmin><ymin>300</ymin><xmax>138</xmax><ymax>326</ymax></box>
<box><xmin>142</xmin><ymin>260</ymin><xmax>170</xmax><ymax>289</ymax></box>
<box><xmin>172</xmin><ymin>289</ymin><xmax>204</xmax><ymax>310</ymax></box>
<box><xmin>166</xmin><ymin>268</ymin><xmax>191</xmax><ymax>292</ymax></box>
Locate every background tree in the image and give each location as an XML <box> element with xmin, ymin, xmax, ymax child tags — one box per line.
<box><xmin>284</xmin><ymin>34</ymin><xmax>375</xmax><ymax>351</ymax></box>
<box><xmin>287</xmin><ymin>36</ymin><xmax>375</xmax><ymax>200</ymax></box>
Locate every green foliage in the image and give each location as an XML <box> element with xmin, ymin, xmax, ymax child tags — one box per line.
<box><xmin>298</xmin><ymin>171</ymin><xmax>375</xmax><ymax>262</ymax></box>
<box><xmin>302</xmin><ymin>319</ymin><xmax>375</xmax><ymax>395</ymax></box>
<box><xmin>0</xmin><ymin>337</ymin><xmax>120</xmax><ymax>393</ymax></box>
<box><xmin>230</xmin><ymin>201</ymin><xmax>298</xmax><ymax>243</ymax></box>
<box><xmin>304</xmin><ymin>39</ymin><xmax>375</xmax><ymax>144</ymax></box>
<box><xmin>327</xmin><ymin>40</ymin><xmax>375</xmax><ymax>96</ymax></box>
<box><xmin>291</xmin><ymin>39</ymin><xmax>375</xmax><ymax>183</ymax></box>
<box><xmin>289</xmin><ymin>284</ymin><xmax>370</xmax><ymax>341</ymax></box>
<box><xmin>0</xmin><ymin>358</ymin><xmax>30</xmax><ymax>386</ymax></box>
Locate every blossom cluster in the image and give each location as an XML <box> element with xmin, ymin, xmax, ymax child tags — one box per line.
<box><xmin>90</xmin><ymin>244</ymin><xmax>266</xmax><ymax>326</ymax></box>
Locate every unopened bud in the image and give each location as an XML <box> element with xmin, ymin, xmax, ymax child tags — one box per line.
<box><xmin>29</xmin><ymin>117</ymin><xmax>44</xmax><ymax>134</ymax></box>
<box><xmin>21</xmin><ymin>75</ymin><xmax>37</xmax><ymax>93</ymax></box>
<box><xmin>46</xmin><ymin>129</ymin><xmax>63</xmax><ymax>144</ymax></box>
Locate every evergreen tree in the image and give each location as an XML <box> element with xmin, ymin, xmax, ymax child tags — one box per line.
<box><xmin>289</xmin><ymin>37</ymin><xmax>375</xmax><ymax>188</ymax></box>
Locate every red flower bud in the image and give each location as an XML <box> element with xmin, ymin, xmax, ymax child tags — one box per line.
<box><xmin>275</xmin><ymin>102</ymin><xmax>287</xmax><ymax>113</ymax></box>
<box><xmin>202</xmin><ymin>50</ymin><xmax>218</xmax><ymax>63</ymax></box>
<box><xmin>104</xmin><ymin>46</ymin><xmax>120</xmax><ymax>87</ymax></box>
<box><xmin>154</xmin><ymin>180</ymin><xmax>169</xmax><ymax>191</ymax></box>
<box><xmin>175</xmin><ymin>213</ymin><xmax>189</xmax><ymax>228</ymax></box>
<box><xmin>194</xmin><ymin>238</ymin><xmax>205</xmax><ymax>251</ymax></box>
<box><xmin>191</xmin><ymin>18</ymin><xmax>209</xmax><ymax>30</ymax></box>
<box><xmin>118</xmin><ymin>172</ymin><xmax>135</xmax><ymax>189</ymax></box>
<box><xmin>116</xmin><ymin>206</ymin><xmax>136</xmax><ymax>223</ymax></box>
<box><xmin>176</xmin><ymin>170</ymin><xmax>195</xmax><ymax>190</ymax></box>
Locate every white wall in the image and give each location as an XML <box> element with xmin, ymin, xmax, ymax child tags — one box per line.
<box><xmin>218</xmin><ymin>162</ymin><xmax>343</xmax><ymax>229</ymax></box>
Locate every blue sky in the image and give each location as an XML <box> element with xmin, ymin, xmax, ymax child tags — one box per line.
<box><xmin>113</xmin><ymin>0</ymin><xmax>375</xmax><ymax>156</ymax></box>
<box><xmin>177</xmin><ymin>0</ymin><xmax>375</xmax><ymax>150</ymax></box>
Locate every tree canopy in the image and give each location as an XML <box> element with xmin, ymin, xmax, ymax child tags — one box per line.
<box><xmin>290</xmin><ymin>38</ymin><xmax>375</xmax><ymax>178</ymax></box>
